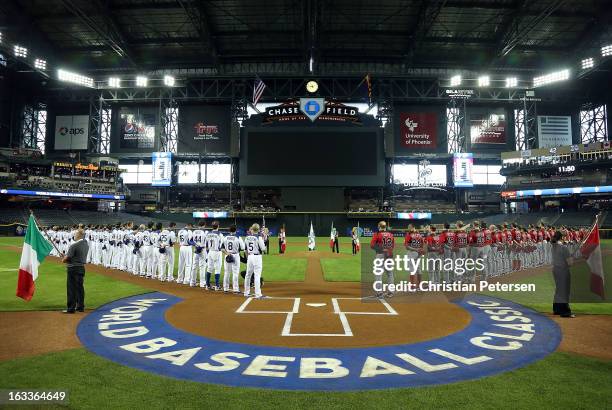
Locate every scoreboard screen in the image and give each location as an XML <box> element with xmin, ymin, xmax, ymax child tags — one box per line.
<box><xmin>240</xmin><ymin>127</ymin><xmax>384</xmax><ymax>186</ymax></box>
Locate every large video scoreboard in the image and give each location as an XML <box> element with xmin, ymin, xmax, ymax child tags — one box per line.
<box><xmin>240</xmin><ymin>127</ymin><xmax>384</xmax><ymax>186</ymax></box>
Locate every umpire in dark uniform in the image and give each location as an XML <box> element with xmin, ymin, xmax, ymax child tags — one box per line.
<box><xmin>62</xmin><ymin>229</ymin><xmax>89</xmax><ymax>314</ymax></box>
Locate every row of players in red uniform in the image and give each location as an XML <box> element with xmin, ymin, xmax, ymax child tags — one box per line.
<box><xmin>370</xmin><ymin>220</ymin><xmax>587</xmax><ymax>285</ymax></box>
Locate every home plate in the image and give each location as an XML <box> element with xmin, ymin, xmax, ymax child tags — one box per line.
<box><xmin>306</xmin><ymin>303</ymin><xmax>327</xmax><ymax>307</ymax></box>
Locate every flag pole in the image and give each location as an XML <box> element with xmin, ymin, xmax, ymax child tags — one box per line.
<box><xmin>29</xmin><ymin>210</ymin><xmax>63</xmax><ymax>256</ymax></box>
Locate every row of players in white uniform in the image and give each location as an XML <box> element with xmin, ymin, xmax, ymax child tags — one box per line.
<box><xmin>45</xmin><ymin>221</ymin><xmax>268</xmax><ymax>299</ymax></box>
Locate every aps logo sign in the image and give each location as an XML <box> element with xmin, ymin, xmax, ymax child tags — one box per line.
<box><xmin>58</xmin><ymin>126</ymin><xmax>85</xmax><ymax>136</ymax></box>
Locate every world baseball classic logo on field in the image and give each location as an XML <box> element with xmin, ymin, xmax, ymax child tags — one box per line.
<box><xmin>400</xmin><ymin>112</ymin><xmax>437</xmax><ymax>149</ymax></box>
<box><xmin>78</xmin><ymin>292</ymin><xmax>561</xmax><ymax>391</ymax></box>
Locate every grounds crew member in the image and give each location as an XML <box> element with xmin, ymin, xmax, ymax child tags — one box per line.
<box><xmin>62</xmin><ymin>228</ymin><xmax>89</xmax><ymax>314</ymax></box>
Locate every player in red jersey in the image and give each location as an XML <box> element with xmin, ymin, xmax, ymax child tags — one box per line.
<box><xmin>536</xmin><ymin>225</ymin><xmax>545</xmax><ymax>266</ymax></box>
<box><xmin>511</xmin><ymin>223</ymin><xmax>522</xmax><ymax>270</ymax></box>
<box><xmin>492</xmin><ymin>225</ymin><xmax>505</xmax><ymax>276</ymax></box>
<box><xmin>454</xmin><ymin>221</ymin><xmax>470</xmax><ymax>282</ymax></box>
<box><xmin>426</xmin><ymin>226</ymin><xmax>445</xmax><ymax>283</ymax></box>
<box><xmin>442</xmin><ymin>223</ymin><xmax>456</xmax><ymax>282</ymax></box>
<box><xmin>468</xmin><ymin>221</ymin><xmax>487</xmax><ymax>280</ymax></box>
<box><xmin>483</xmin><ymin>223</ymin><xmax>493</xmax><ymax>278</ymax></box>
<box><xmin>370</xmin><ymin>221</ymin><xmax>395</xmax><ymax>298</ymax></box>
<box><xmin>404</xmin><ymin>224</ymin><xmax>426</xmax><ymax>288</ymax></box>
<box><xmin>502</xmin><ymin>223</ymin><xmax>513</xmax><ymax>274</ymax></box>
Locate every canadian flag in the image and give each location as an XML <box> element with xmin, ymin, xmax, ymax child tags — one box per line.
<box><xmin>580</xmin><ymin>223</ymin><xmax>605</xmax><ymax>299</ymax></box>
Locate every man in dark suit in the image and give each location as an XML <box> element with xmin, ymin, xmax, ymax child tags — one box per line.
<box><xmin>62</xmin><ymin>229</ymin><xmax>89</xmax><ymax>314</ymax></box>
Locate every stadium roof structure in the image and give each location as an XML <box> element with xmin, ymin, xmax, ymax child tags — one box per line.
<box><xmin>1</xmin><ymin>0</ymin><xmax>611</xmax><ymax>77</ymax></box>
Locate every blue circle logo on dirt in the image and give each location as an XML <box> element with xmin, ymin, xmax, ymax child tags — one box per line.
<box><xmin>78</xmin><ymin>292</ymin><xmax>560</xmax><ymax>391</ymax></box>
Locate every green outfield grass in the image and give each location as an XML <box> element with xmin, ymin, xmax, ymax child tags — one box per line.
<box><xmin>0</xmin><ymin>237</ymin><xmax>152</xmax><ymax>312</ymax></box>
<box><xmin>0</xmin><ymin>348</ymin><xmax>609</xmax><ymax>410</ymax></box>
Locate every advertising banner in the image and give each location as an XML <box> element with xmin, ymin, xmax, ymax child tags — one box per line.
<box><xmin>178</xmin><ymin>105</ymin><xmax>232</xmax><ymax>154</ymax></box>
<box><xmin>399</xmin><ymin>112</ymin><xmax>437</xmax><ymax>149</ymax></box>
<box><xmin>469</xmin><ymin>112</ymin><xmax>506</xmax><ymax>145</ymax></box>
<box><xmin>119</xmin><ymin>109</ymin><xmax>156</xmax><ymax>150</ymax></box>
<box><xmin>54</xmin><ymin>115</ymin><xmax>89</xmax><ymax>150</ymax></box>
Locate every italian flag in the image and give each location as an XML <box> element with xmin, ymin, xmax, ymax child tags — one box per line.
<box><xmin>16</xmin><ymin>215</ymin><xmax>53</xmax><ymax>301</ymax></box>
<box><xmin>580</xmin><ymin>223</ymin><xmax>605</xmax><ymax>299</ymax></box>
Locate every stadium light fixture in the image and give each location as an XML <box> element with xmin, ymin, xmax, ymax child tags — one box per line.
<box><xmin>136</xmin><ymin>75</ymin><xmax>148</xmax><ymax>87</ymax></box>
<box><xmin>505</xmin><ymin>77</ymin><xmax>518</xmax><ymax>88</ymax></box>
<box><xmin>57</xmin><ymin>68</ymin><xmax>95</xmax><ymax>88</ymax></box>
<box><xmin>450</xmin><ymin>75</ymin><xmax>461</xmax><ymax>87</ymax></box>
<box><xmin>533</xmin><ymin>69</ymin><xmax>570</xmax><ymax>88</ymax></box>
<box><xmin>0</xmin><ymin>32</ymin><xmax>3</xmax><ymax>44</ymax></box>
<box><xmin>581</xmin><ymin>58</ymin><xmax>594</xmax><ymax>70</ymax></box>
<box><xmin>602</xmin><ymin>45</ymin><xmax>612</xmax><ymax>57</ymax></box>
<box><xmin>14</xmin><ymin>45</ymin><xmax>27</xmax><ymax>58</ymax></box>
<box><xmin>34</xmin><ymin>58</ymin><xmax>46</xmax><ymax>70</ymax></box>
<box><xmin>477</xmin><ymin>75</ymin><xmax>490</xmax><ymax>87</ymax></box>
<box><xmin>108</xmin><ymin>77</ymin><xmax>121</xmax><ymax>88</ymax></box>
<box><xmin>163</xmin><ymin>75</ymin><xmax>175</xmax><ymax>87</ymax></box>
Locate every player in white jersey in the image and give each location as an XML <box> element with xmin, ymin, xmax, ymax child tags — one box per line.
<box><xmin>221</xmin><ymin>225</ymin><xmax>244</xmax><ymax>293</ymax></box>
<box><xmin>95</xmin><ymin>226</ymin><xmax>104</xmax><ymax>265</ymax></box>
<box><xmin>205</xmin><ymin>221</ymin><xmax>224</xmax><ymax>290</ymax></box>
<box><xmin>113</xmin><ymin>224</ymin><xmax>125</xmax><ymax>269</ymax></box>
<box><xmin>102</xmin><ymin>227</ymin><xmax>113</xmax><ymax>267</ymax></box>
<box><xmin>62</xmin><ymin>228</ymin><xmax>72</xmax><ymax>255</ymax></box>
<box><xmin>157</xmin><ymin>223</ymin><xmax>174</xmax><ymax>281</ymax></box>
<box><xmin>89</xmin><ymin>227</ymin><xmax>98</xmax><ymax>264</ymax></box>
<box><xmin>190</xmin><ymin>222</ymin><xmax>207</xmax><ymax>287</ymax></box>
<box><xmin>47</xmin><ymin>228</ymin><xmax>58</xmax><ymax>256</ymax></box>
<box><xmin>140</xmin><ymin>224</ymin><xmax>153</xmax><ymax>277</ymax></box>
<box><xmin>121</xmin><ymin>224</ymin><xmax>133</xmax><ymax>272</ymax></box>
<box><xmin>149</xmin><ymin>226</ymin><xmax>160</xmax><ymax>278</ymax></box>
<box><xmin>166</xmin><ymin>222</ymin><xmax>177</xmax><ymax>280</ymax></box>
<box><xmin>176</xmin><ymin>224</ymin><xmax>193</xmax><ymax>284</ymax></box>
<box><xmin>84</xmin><ymin>226</ymin><xmax>92</xmax><ymax>263</ymax></box>
<box><xmin>132</xmin><ymin>225</ymin><xmax>145</xmax><ymax>275</ymax></box>
<box><xmin>243</xmin><ymin>223</ymin><xmax>267</xmax><ymax>299</ymax></box>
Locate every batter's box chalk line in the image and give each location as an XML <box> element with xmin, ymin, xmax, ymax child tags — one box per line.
<box><xmin>235</xmin><ymin>296</ymin><xmax>398</xmax><ymax>337</ymax></box>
